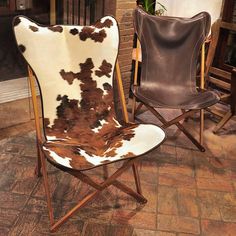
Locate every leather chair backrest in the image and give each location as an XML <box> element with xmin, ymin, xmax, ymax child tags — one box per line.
<box><xmin>133</xmin><ymin>7</ymin><xmax>211</xmax><ymax>93</ymax></box>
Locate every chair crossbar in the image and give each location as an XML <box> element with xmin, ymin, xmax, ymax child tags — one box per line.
<box><xmin>39</xmin><ymin>152</ymin><xmax>146</xmax><ymax>232</ymax></box>
<box><xmin>137</xmin><ymin>102</ymin><xmax>205</xmax><ymax>152</ymax></box>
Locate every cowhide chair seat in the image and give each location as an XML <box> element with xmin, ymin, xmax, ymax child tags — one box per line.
<box><xmin>13</xmin><ymin>15</ymin><xmax>165</xmax><ymax>232</ymax></box>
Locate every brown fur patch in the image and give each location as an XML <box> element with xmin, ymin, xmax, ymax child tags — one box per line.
<box><xmin>60</xmin><ymin>70</ymin><xmax>76</xmax><ymax>85</ymax></box>
<box><xmin>103</xmin><ymin>83</ymin><xmax>112</xmax><ymax>91</ymax></box>
<box><xmin>94</xmin><ymin>19</ymin><xmax>113</xmax><ymax>29</ymax></box>
<box><xmin>70</xmin><ymin>28</ymin><xmax>79</xmax><ymax>35</ymax></box>
<box><xmin>79</xmin><ymin>27</ymin><xmax>95</xmax><ymax>41</ymax></box>
<box><xmin>90</xmin><ymin>29</ymin><xmax>106</xmax><ymax>43</ymax></box>
<box><xmin>79</xmin><ymin>27</ymin><xmax>107</xmax><ymax>43</ymax></box>
<box><xmin>48</xmin><ymin>26</ymin><xmax>63</xmax><ymax>33</ymax></box>
<box><xmin>29</xmin><ymin>25</ymin><xmax>39</xmax><ymax>32</ymax></box>
<box><xmin>95</xmin><ymin>60</ymin><xmax>112</xmax><ymax>78</ymax></box>
<box><xmin>14</xmin><ymin>17</ymin><xmax>21</xmax><ymax>27</ymax></box>
<box><xmin>19</xmin><ymin>44</ymin><xmax>26</xmax><ymax>53</ymax></box>
<box><xmin>122</xmin><ymin>152</ymin><xmax>135</xmax><ymax>158</ymax></box>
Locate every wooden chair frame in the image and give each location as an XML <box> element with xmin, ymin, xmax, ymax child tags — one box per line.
<box><xmin>28</xmin><ymin>62</ymin><xmax>147</xmax><ymax>232</ymax></box>
<box><xmin>205</xmin><ymin>20</ymin><xmax>236</xmax><ymax>133</ymax></box>
<box><xmin>131</xmin><ymin>40</ymin><xmax>206</xmax><ymax>152</ymax></box>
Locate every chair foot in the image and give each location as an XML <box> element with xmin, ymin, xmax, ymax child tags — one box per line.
<box><xmin>213</xmin><ymin>111</ymin><xmax>233</xmax><ymax>134</ymax></box>
<box><xmin>137</xmin><ymin>197</ymin><xmax>148</xmax><ymax>204</ymax></box>
<box><xmin>199</xmin><ymin>146</ymin><xmax>205</xmax><ymax>152</ymax></box>
<box><xmin>34</xmin><ymin>165</ymin><xmax>42</xmax><ymax>177</ymax></box>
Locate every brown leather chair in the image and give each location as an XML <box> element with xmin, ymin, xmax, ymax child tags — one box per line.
<box><xmin>13</xmin><ymin>15</ymin><xmax>165</xmax><ymax>232</ymax></box>
<box><xmin>131</xmin><ymin>7</ymin><xmax>220</xmax><ymax>152</ymax></box>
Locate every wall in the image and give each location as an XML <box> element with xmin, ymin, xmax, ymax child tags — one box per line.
<box><xmin>116</xmin><ymin>0</ymin><xmax>137</xmax><ymax>100</ymax></box>
<box><xmin>156</xmin><ymin>0</ymin><xmax>223</xmax><ymax>25</ymax></box>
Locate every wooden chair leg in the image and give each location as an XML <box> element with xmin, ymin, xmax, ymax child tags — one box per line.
<box><xmin>213</xmin><ymin>111</ymin><xmax>233</xmax><ymax>133</ymax></box>
<box><xmin>132</xmin><ymin>163</ymin><xmax>142</xmax><ymax>195</ymax></box>
<box><xmin>131</xmin><ymin>96</ymin><xmax>137</xmax><ymax>122</ymax></box>
<box><xmin>35</xmin><ymin>141</ymin><xmax>42</xmax><ymax>177</ymax></box>
<box><xmin>200</xmin><ymin>109</ymin><xmax>204</xmax><ymax>145</ymax></box>
<box><xmin>39</xmin><ymin>148</ymin><xmax>54</xmax><ymax>226</ymax></box>
<box><xmin>103</xmin><ymin>165</ymin><xmax>109</xmax><ymax>180</ymax></box>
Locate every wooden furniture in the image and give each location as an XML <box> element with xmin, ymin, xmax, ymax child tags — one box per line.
<box><xmin>206</xmin><ymin>19</ymin><xmax>236</xmax><ymax>133</ymax></box>
<box><xmin>13</xmin><ymin>15</ymin><xmax>165</xmax><ymax>232</ymax></box>
<box><xmin>131</xmin><ymin>7</ymin><xmax>219</xmax><ymax>152</ymax></box>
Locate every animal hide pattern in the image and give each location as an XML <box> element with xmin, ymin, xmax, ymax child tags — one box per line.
<box><xmin>13</xmin><ymin>15</ymin><xmax>165</xmax><ymax>170</ymax></box>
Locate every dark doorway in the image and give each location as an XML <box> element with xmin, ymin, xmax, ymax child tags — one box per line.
<box><xmin>0</xmin><ymin>0</ymin><xmax>50</xmax><ymax>81</ymax></box>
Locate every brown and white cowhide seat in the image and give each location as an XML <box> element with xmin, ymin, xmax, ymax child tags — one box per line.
<box><xmin>13</xmin><ymin>16</ymin><xmax>165</xmax><ymax>171</ymax></box>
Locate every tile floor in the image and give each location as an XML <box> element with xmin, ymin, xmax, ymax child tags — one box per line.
<box><xmin>0</xmin><ymin>109</ymin><xmax>236</xmax><ymax>236</ymax></box>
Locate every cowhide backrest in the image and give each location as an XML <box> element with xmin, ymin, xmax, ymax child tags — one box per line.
<box><xmin>13</xmin><ymin>16</ymin><xmax>121</xmax><ymax>142</ymax></box>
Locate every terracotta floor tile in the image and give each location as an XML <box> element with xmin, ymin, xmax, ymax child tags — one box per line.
<box><xmin>201</xmin><ymin>219</ymin><xmax>236</xmax><ymax>236</ymax></box>
<box><xmin>157</xmin><ymin>185</ymin><xmax>178</xmax><ymax>215</ymax></box>
<box><xmin>157</xmin><ymin>214</ymin><xmax>200</xmax><ymax>235</ymax></box>
<box><xmin>112</xmin><ymin>209</ymin><xmax>157</xmax><ymax>230</ymax></box>
<box><xmin>220</xmin><ymin>205</ymin><xmax>236</xmax><ymax>222</ymax></box>
<box><xmin>159</xmin><ymin>164</ymin><xmax>194</xmax><ymax>177</ymax></box>
<box><xmin>197</xmin><ymin>177</ymin><xmax>234</xmax><ymax>192</ymax></box>
<box><xmin>159</xmin><ymin>173</ymin><xmax>196</xmax><ymax>189</ymax></box>
<box><xmin>177</xmin><ymin>188</ymin><xmax>199</xmax><ymax>218</ymax></box>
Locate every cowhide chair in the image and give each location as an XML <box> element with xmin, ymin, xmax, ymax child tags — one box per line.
<box><xmin>131</xmin><ymin>7</ymin><xmax>220</xmax><ymax>152</ymax></box>
<box><xmin>13</xmin><ymin>15</ymin><xmax>165</xmax><ymax>232</ymax></box>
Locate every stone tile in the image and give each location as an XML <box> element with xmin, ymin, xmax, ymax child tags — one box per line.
<box><xmin>0</xmin><ymin>191</ymin><xmax>28</xmax><ymax>211</ymax></box>
<box><xmin>159</xmin><ymin>173</ymin><xmax>196</xmax><ymax>189</ymax></box>
<box><xmin>23</xmin><ymin>197</ymin><xmax>47</xmax><ymax>214</ymax></box>
<box><xmin>220</xmin><ymin>205</ymin><xmax>236</xmax><ymax>222</ymax></box>
<box><xmin>157</xmin><ymin>214</ymin><xmax>200</xmax><ymax>235</ymax></box>
<box><xmin>198</xmin><ymin>189</ymin><xmax>236</xmax><ymax>221</ymax></box>
<box><xmin>112</xmin><ymin>209</ymin><xmax>157</xmax><ymax>230</ymax></box>
<box><xmin>202</xmin><ymin>190</ymin><xmax>236</xmax><ymax>207</ymax></box>
<box><xmin>156</xmin><ymin>232</ymin><xmax>176</xmax><ymax>236</ymax></box>
<box><xmin>178</xmin><ymin>234</ymin><xmax>197</xmax><ymax>236</ymax></box>
<box><xmin>195</xmin><ymin>166</ymin><xmax>215</xmax><ymax>179</ymax></box>
<box><xmin>0</xmin><ymin>208</ymin><xmax>20</xmax><ymax>227</ymax></box>
<box><xmin>12</xmin><ymin>176</ymin><xmax>39</xmax><ymax>195</ymax></box>
<box><xmin>8</xmin><ymin>212</ymin><xmax>41</xmax><ymax>236</ymax></box>
<box><xmin>133</xmin><ymin>230</ymin><xmax>177</xmax><ymax>236</ymax></box>
<box><xmin>197</xmin><ymin>177</ymin><xmax>234</xmax><ymax>192</ymax></box>
<box><xmin>157</xmin><ymin>186</ymin><xmax>178</xmax><ymax>215</ymax></box>
<box><xmin>177</xmin><ymin>188</ymin><xmax>199</xmax><ymax>218</ymax></box>
<box><xmin>159</xmin><ymin>164</ymin><xmax>194</xmax><ymax>177</ymax></box>
<box><xmin>199</xmin><ymin>200</ymin><xmax>221</xmax><ymax>220</ymax></box>
<box><xmin>0</xmin><ymin>227</ymin><xmax>10</xmax><ymax>236</ymax></box>
<box><xmin>82</xmin><ymin>222</ymin><xmax>110</xmax><ymax>236</ymax></box>
<box><xmin>141</xmin><ymin>184</ymin><xmax>158</xmax><ymax>213</ymax></box>
<box><xmin>0</xmin><ymin>152</ymin><xmax>13</xmax><ymax>169</ymax></box>
<box><xmin>109</xmin><ymin>224</ymin><xmax>134</xmax><ymax>236</ymax></box>
<box><xmin>133</xmin><ymin>228</ymin><xmax>157</xmax><ymax>236</ymax></box>
<box><xmin>139</xmin><ymin>161</ymin><xmax>159</xmax><ymax>185</ymax></box>
<box><xmin>77</xmin><ymin>205</ymin><xmax>114</xmax><ymax>224</ymax></box>
<box><xmin>34</xmin><ymin>214</ymin><xmax>84</xmax><ymax>235</ymax></box>
<box><xmin>0</xmin><ymin>168</ymin><xmax>18</xmax><ymax>191</ymax></box>
<box><xmin>201</xmin><ymin>219</ymin><xmax>236</xmax><ymax>236</ymax></box>
<box><xmin>175</xmin><ymin>147</ymin><xmax>195</xmax><ymax>167</ymax></box>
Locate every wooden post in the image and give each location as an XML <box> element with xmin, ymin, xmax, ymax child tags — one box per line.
<box><xmin>200</xmin><ymin>42</ymin><xmax>205</xmax><ymax>145</ymax></box>
<box><xmin>50</xmin><ymin>0</ymin><xmax>56</xmax><ymax>25</ymax></box>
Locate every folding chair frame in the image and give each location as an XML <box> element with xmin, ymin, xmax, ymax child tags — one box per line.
<box><xmin>131</xmin><ymin>40</ymin><xmax>206</xmax><ymax>152</ymax></box>
<box><xmin>28</xmin><ymin>61</ymin><xmax>147</xmax><ymax>232</ymax></box>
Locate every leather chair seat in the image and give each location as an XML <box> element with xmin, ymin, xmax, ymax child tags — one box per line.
<box><xmin>132</xmin><ymin>85</ymin><xmax>219</xmax><ymax>110</ymax></box>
